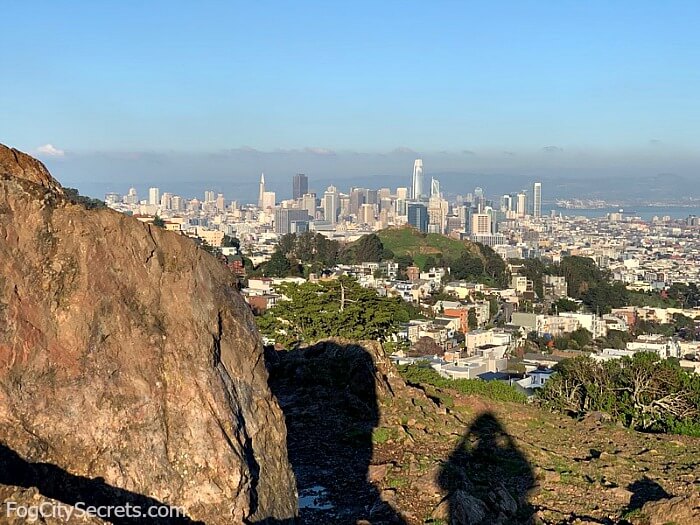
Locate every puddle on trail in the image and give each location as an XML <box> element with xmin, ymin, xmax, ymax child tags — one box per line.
<box><xmin>298</xmin><ymin>485</ymin><xmax>334</xmax><ymax>511</ymax></box>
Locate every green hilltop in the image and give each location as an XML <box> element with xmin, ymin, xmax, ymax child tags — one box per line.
<box><xmin>376</xmin><ymin>226</ymin><xmax>481</xmax><ymax>268</ymax></box>
<box><xmin>374</xmin><ymin>226</ymin><xmax>507</xmax><ymax>285</ymax></box>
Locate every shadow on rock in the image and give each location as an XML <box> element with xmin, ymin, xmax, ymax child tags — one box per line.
<box><xmin>626</xmin><ymin>476</ymin><xmax>671</xmax><ymax>513</ymax></box>
<box><xmin>264</xmin><ymin>340</ymin><xmax>405</xmax><ymax>525</ymax></box>
<box><xmin>0</xmin><ymin>443</ymin><xmax>203</xmax><ymax>524</ymax></box>
<box><xmin>436</xmin><ymin>411</ymin><xmax>535</xmax><ymax>525</ymax></box>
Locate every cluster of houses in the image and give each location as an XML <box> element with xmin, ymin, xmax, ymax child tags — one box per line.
<box><xmin>240</xmin><ymin>262</ymin><xmax>700</xmax><ymax>398</ymax></box>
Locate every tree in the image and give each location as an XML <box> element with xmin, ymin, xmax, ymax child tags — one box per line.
<box><xmin>410</xmin><ymin>336</ymin><xmax>443</xmax><ymax>357</ymax></box>
<box><xmin>420</xmin><ymin>255</ymin><xmax>437</xmax><ymax>272</ymax></box>
<box><xmin>449</xmin><ymin>255</ymin><xmax>484</xmax><ymax>281</ymax></box>
<box><xmin>200</xmin><ymin>240</ymin><xmax>216</xmax><ymax>254</ymax></box>
<box><xmin>153</xmin><ymin>216</ymin><xmax>165</xmax><ymax>228</ymax></box>
<box><xmin>222</xmin><ymin>234</ymin><xmax>240</xmax><ymax>249</ymax></box>
<box><xmin>488</xmin><ymin>296</ymin><xmax>500</xmax><ymax>318</ymax></box>
<box><xmin>354</xmin><ymin>234</ymin><xmax>384</xmax><ymax>263</ymax></box>
<box><xmin>256</xmin><ymin>277</ymin><xmax>413</xmax><ymax>347</ymax></box>
<box><xmin>264</xmin><ymin>250</ymin><xmax>291</xmax><ymax>277</ymax></box>
<box><xmin>468</xmin><ymin>308</ymin><xmax>478</xmax><ymax>330</ymax></box>
<box><xmin>569</xmin><ymin>327</ymin><xmax>592</xmax><ymax>348</ymax></box>
<box><xmin>278</xmin><ymin>233</ymin><xmax>296</xmax><ymax>256</ymax></box>
<box><xmin>538</xmin><ymin>353</ymin><xmax>700</xmax><ymax>435</ymax></box>
<box><xmin>63</xmin><ymin>187</ymin><xmax>106</xmax><ymax>209</ymax></box>
<box><xmin>552</xmin><ymin>298</ymin><xmax>579</xmax><ymax>313</ymax></box>
<box><xmin>476</xmin><ymin>243</ymin><xmax>508</xmax><ymax>286</ymax></box>
<box><xmin>276</xmin><ymin>232</ymin><xmax>341</xmax><ymax>268</ymax></box>
<box><xmin>395</xmin><ymin>254</ymin><xmax>414</xmax><ymax>271</ymax></box>
<box><xmin>559</xmin><ymin>256</ymin><xmax>604</xmax><ymax>298</ymax></box>
<box><xmin>508</xmin><ymin>258</ymin><xmax>550</xmax><ymax>298</ymax></box>
<box><xmin>595</xmin><ymin>329</ymin><xmax>633</xmax><ymax>350</ymax></box>
<box><xmin>380</xmin><ymin>248</ymin><xmax>395</xmax><ymax>261</ymax></box>
<box><xmin>582</xmin><ymin>281</ymin><xmax>629</xmax><ymax>314</ymax></box>
<box><xmin>295</xmin><ymin>231</ymin><xmax>315</xmax><ymax>262</ymax></box>
<box><xmin>672</xmin><ymin>313</ymin><xmax>696</xmax><ymax>341</ymax></box>
<box><xmin>667</xmin><ymin>283</ymin><xmax>700</xmax><ymax>309</ymax></box>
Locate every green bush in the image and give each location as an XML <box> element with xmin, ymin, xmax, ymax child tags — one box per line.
<box><xmin>399</xmin><ymin>364</ymin><xmax>526</xmax><ymax>404</ymax></box>
<box><xmin>538</xmin><ymin>353</ymin><xmax>700</xmax><ymax>436</ymax></box>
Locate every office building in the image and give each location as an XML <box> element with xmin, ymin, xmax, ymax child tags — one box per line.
<box><xmin>125</xmin><ymin>188</ymin><xmax>138</xmax><ymax>205</ymax></box>
<box><xmin>516</xmin><ymin>192</ymin><xmax>528</xmax><ymax>218</ymax></box>
<box><xmin>411</xmin><ymin>159</ymin><xmax>425</xmax><ymax>200</ymax></box>
<box><xmin>258</xmin><ymin>173</ymin><xmax>266</xmax><ymax>208</ymax></box>
<box><xmin>360</xmin><ymin>203</ymin><xmax>376</xmax><ymax>225</ymax></box>
<box><xmin>301</xmin><ymin>193</ymin><xmax>317</xmax><ymax>219</ymax></box>
<box><xmin>293</xmin><ymin>173</ymin><xmax>308</xmax><ymax>200</ymax></box>
<box><xmin>407</xmin><ymin>202</ymin><xmax>428</xmax><ymax>232</ymax></box>
<box><xmin>171</xmin><ymin>195</ymin><xmax>183</xmax><ymax>212</ymax></box>
<box><xmin>323</xmin><ymin>185</ymin><xmax>340</xmax><ymax>224</ymax></box>
<box><xmin>348</xmin><ymin>188</ymin><xmax>366</xmax><ymax>216</ymax></box>
<box><xmin>148</xmin><ymin>187</ymin><xmax>160</xmax><ymax>207</ymax></box>
<box><xmin>428</xmin><ymin>196</ymin><xmax>448</xmax><ymax>233</ymax></box>
<box><xmin>533</xmin><ymin>182</ymin><xmax>542</xmax><ymax>218</ymax></box>
<box><xmin>160</xmin><ymin>192</ymin><xmax>173</xmax><ymax>210</ymax></box>
<box><xmin>430</xmin><ymin>177</ymin><xmax>440</xmax><ymax>198</ymax></box>
<box><xmin>500</xmin><ymin>194</ymin><xmax>513</xmax><ymax>212</ymax></box>
<box><xmin>262</xmin><ymin>191</ymin><xmax>276</xmax><ymax>210</ymax></box>
<box><xmin>366</xmin><ymin>189</ymin><xmax>378</xmax><ymax>205</ymax></box>
<box><xmin>471</xmin><ymin>213</ymin><xmax>492</xmax><ymax>235</ymax></box>
<box><xmin>458</xmin><ymin>204</ymin><xmax>472</xmax><ymax>231</ymax></box>
<box><xmin>473</xmin><ymin>187</ymin><xmax>485</xmax><ymax>212</ymax></box>
<box><xmin>275</xmin><ymin>208</ymin><xmax>310</xmax><ymax>234</ymax></box>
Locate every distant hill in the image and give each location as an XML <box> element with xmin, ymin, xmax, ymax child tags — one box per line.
<box><xmin>377</xmin><ymin>227</ymin><xmax>480</xmax><ymax>269</ymax></box>
<box><xmin>373</xmin><ymin>226</ymin><xmax>508</xmax><ymax>285</ymax></box>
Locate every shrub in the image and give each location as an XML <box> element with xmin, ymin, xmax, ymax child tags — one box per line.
<box><xmin>399</xmin><ymin>364</ymin><xmax>526</xmax><ymax>404</ymax></box>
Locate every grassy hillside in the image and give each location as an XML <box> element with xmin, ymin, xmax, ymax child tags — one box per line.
<box><xmin>377</xmin><ymin>226</ymin><xmax>480</xmax><ymax>269</ymax></box>
<box><xmin>375</xmin><ymin>226</ymin><xmax>508</xmax><ymax>285</ymax></box>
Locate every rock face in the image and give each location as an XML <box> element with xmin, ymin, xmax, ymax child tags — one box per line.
<box><xmin>0</xmin><ymin>145</ymin><xmax>297</xmax><ymax>523</ymax></box>
<box><xmin>636</xmin><ymin>494</ymin><xmax>700</xmax><ymax>525</ymax></box>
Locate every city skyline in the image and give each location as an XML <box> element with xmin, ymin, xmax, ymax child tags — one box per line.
<box><xmin>3</xmin><ymin>3</ymin><xmax>700</xmax><ymax>522</ymax></box>
<box><xmin>111</xmin><ymin>159</ymin><xmax>546</xmax><ymax>209</ymax></box>
<box><xmin>2</xmin><ymin>2</ymin><xmax>699</xmax><ymax>200</ymax></box>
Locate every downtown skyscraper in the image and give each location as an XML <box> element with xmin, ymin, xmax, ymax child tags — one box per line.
<box><xmin>293</xmin><ymin>173</ymin><xmax>308</xmax><ymax>200</ymax></box>
<box><xmin>411</xmin><ymin>159</ymin><xmax>425</xmax><ymax>200</ymax></box>
<box><xmin>258</xmin><ymin>173</ymin><xmax>265</xmax><ymax>208</ymax></box>
<box><xmin>533</xmin><ymin>182</ymin><xmax>542</xmax><ymax>218</ymax></box>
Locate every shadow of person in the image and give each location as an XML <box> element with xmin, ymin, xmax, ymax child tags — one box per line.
<box><xmin>437</xmin><ymin>411</ymin><xmax>535</xmax><ymax>525</ymax></box>
<box><xmin>0</xmin><ymin>443</ymin><xmax>203</xmax><ymax>524</ymax></box>
<box><xmin>264</xmin><ymin>340</ymin><xmax>405</xmax><ymax>525</ymax></box>
<box><xmin>626</xmin><ymin>476</ymin><xmax>671</xmax><ymax>513</ymax></box>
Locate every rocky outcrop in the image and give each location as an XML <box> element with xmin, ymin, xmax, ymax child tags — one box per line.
<box><xmin>635</xmin><ymin>494</ymin><xmax>700</xmax><ymax>525</ymax></box>
<box><xmin>0</xmin><ymin>145</ymin><xmax>297</xmax><ymax>523</ymax></box>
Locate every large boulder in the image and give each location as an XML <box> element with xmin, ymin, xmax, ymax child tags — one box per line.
<box><xmin>0</xmin><ymin>145</ymin><xmax>297</xmax><ymax>523</ymax></box>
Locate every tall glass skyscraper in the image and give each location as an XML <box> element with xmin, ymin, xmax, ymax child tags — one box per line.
<box><xmin>407</xmin><ymin>202</ymin><xmax>428</xmax><ymax>232</ymax></box>
<box><xmin>293</xmin><ymin>173</ymin><xmax>308</xmax><ymax>200</ymax></box>
<box><xmin>411</xmin><ymin>159</ymin><xmax>425</xmax><ymax>200</ymax></box>
<box><xmin>533</xmin><ymin>182</ymin><xmax>542</xmax><ymax>218</ymax></box>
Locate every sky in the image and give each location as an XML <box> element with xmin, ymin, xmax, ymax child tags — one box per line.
<box><xmin>1</xmin><ymin>1</ymin><xmax>699</xmax><ymax>200</ymax></box>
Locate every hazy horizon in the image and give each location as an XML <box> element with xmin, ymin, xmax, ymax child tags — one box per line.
<box><xmin>2</xmin><ymin>1</ymin><xmax>699</xmax><ymax>201</ymax></box>
<box><xmin>31</xmin><ymin>145</ymin><xmax>700</xmax><ymax>203</ymax></box>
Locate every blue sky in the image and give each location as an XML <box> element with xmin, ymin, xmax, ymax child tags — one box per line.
<box><xmin>1</xmin><ymin>1</ymin><xmax>699</xmax><ymax>199</ymax></box>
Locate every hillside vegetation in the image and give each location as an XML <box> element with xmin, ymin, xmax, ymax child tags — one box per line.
<box><xmin>377</xmin><ymin>227</ymin><xmax>481</xmax><ymax>265</ymax></box>
<box><xmin>376</xmin><ymin>226</ymin><xmax>508</xmax><ymax>285</ymax></box>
